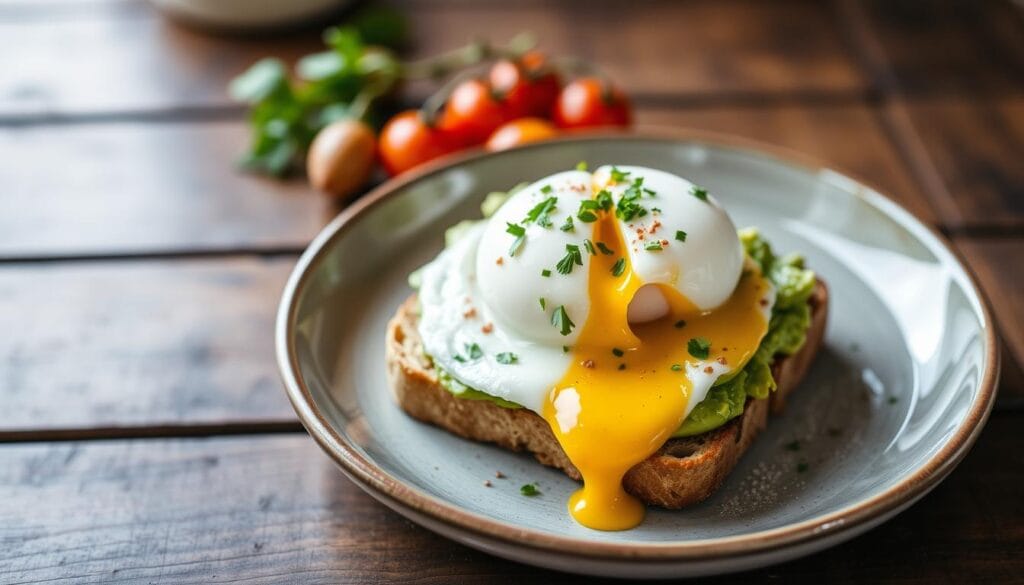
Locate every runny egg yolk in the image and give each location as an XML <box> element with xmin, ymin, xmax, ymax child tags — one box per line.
<box><xmin>541</xmin><ymin>185</ymin><xmax>771</xmax><ymax>531</ymax></box>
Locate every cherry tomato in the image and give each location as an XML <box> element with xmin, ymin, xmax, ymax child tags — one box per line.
<box><xmin>438</xmin><ymin>78</ymin><xmax>514</xmax><ymax>145</ymax></box>
<box><xmin>552</xmin><ymin>77</ymin><xmax>632</xmax><ymax>129</ymax></box>
<box><xmin>378</xmin><ymin>110</ymin><xmax>456</xmax><ymax>176</ymax></box>
<box><xmin>489</xmin><ymin>51</ymin><xmax>561</xmax><ymax>118</ymax></box>
<box><xmin>486</xmin><ymin>117</ymin><xmax>559</xmax><ymax>151</ymax></box>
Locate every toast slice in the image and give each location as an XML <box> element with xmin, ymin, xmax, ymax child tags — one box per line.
<box><xmin>385</xmin><ymin>281</ymin><xmax>828</xmax><ymax>509</ymax></box>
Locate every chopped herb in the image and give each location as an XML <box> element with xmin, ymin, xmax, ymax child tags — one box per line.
<box><xmin>670</xmin><ymin>364</ymin><xmax>683</xmax><ymax>372</ymax></box>
<box><xmin>784</xmin><ymin>440</ymin><xmax>801</xmax><ymax>452</ymax></box>
<box><xmin>506</xmin><ymin>222</ymin><xmax>526</xmax><ymax>257</ymax></box>
<box><xmin>690</xmin><ymin>186</ymin><xmax>709</xmax><ymax>201</ymax></box>
<box><xmin>797</xmin><ymin>462</ymin><xmax>809</xmax><ymax>473</ymax></box>
<box><xmin>584</xmin><ymin>239</ymin><xmax>596</xmax><ymax>255</ymax></box>
<box><xmin>540</xmin><ymin>184</ymin><xmax>553</xmax><ymax>195</ymax></box>
<box><xmin>615</xmin><ymin>177</ymin><xmax>649</xmax><ymax>221</ymax></box>
<box><xmin>675</xmin><ymin>230</ymin><xmax>687</xmax><ymax>242</ymax></box>
<box><xmin>617</xmin><ymin>363</ymin><xmax>626</xmax><ymax>370</ymax></box>
<box><xmin>559</xmin><ymin>215</ymin><xmax>574</xmax><ymax>232</ymax></box>
<box><xmin>551</xmin><ymin>305</ymin><xmax>575</xmax><ymax>336</ymax></box>
<box><xmin>575</xmin><ymin>161</ymin><xmax>588</xmax><ymax>171</ymax></box>
<box><xmin>645</xmin><ymin>241</ymin><xmax>663</xmax><ymax>251</ymax></box>
<box><xmin>539</xmin><ymin>297</ymin><xmax>546</xmax><ymax>310</ymax></box>
<box><xmin>687</xmin><ymin>337</ymin><xmax>711</xmax><ymax>359</ymax></box>
<box><xmin>576</xmin><ymin>199</ymin><xmax>600</xmax><ymax>223</ymax></box>
<box><xmin>520</xmin><ymin>483</ymin><xmax>541</xmax><ymax>496</ymax></box>
<box><xmin>465</xmin><ymin>342</ymin><xmax>483</xmax><ymax>360</ymax></box>
<box><xmin>651</xmin><ymin>207</ymin><xmax>662</xmax><ymax>213</ymax></box>
<box><xmin>496</xmin><ymin>352</ymin><xmax>518</xmax><ymax>365</ymax></box>
<box><xmin>562</xmin><ymin>345</ymin><xmax>570</xmax><ymax>353</ymax></box>
<box><xmin>596</xmin><ymin>242</ymin><xmax>614</xmax><ymax>255</ymax></box>
<box><xmin>611</xmin><ymin>258</ymin><xmax>626</xmax><ymax>277</ymax></box>
<box><xmin>612</xmin><ymin>348</ymin><xmax>624</xmax><ymax>357</ymax></box>
<box><xmin>524</xmin><ymin>196</ymin><xmax>557</xmax><ymax>228</ymax></box>
<box><xmin>453</xmin><ymin>355</ymin><xmax>466</xmax><ymax>363</ymax></box>
<box><xmin>609</xmin><ymin>167</ymin><xmax>631</xmax><ymax>182</ymax></box>
<box><xmin>556</xmin><ymin>244</ymin><xmax>583</xmax><ymax>275</ymax></box>
<box><xmin>541</xmin><ymin>269</ymin><xmax>551</xmax><ymax>277</ymax></box>
<box><xmin>594</xmin><ymin>189</ymin><xmax>614</xmax><ymax>211</ymax></box>
<box><xmin>674</xmin><ymin>320</ymin><xmax>686</xmax><ymax>329</ymax></box>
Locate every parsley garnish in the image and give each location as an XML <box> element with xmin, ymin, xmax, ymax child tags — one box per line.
<box><xmin>612</xmin><ymin>348</ymin><xmax>624</xmax><ymax>357</ymax></box>
<box><xmin>596</xmin><ymin>242</ymin><xmax>614</xmax><ymax>255</ymax></box>
<box><xmin>611</xmin><ymin>258</ymin><xmax>626</xmax><ymax>277</ymax></box>
<box><xmin>453</xmin><ymin>355</ymin><xmax>466</xmax><ymax>363</ymax></box>
<box><xmin>559</xmin><ymin>215</ymin><xmax>574</xmax><ymax>232</ymax></box>
<box><xmin>551</xmin><ymin>305</ymin><xmax>575</xmax><ymax>336</ymax></box>
<box><xmin>540</xmin><ymin>184</ymin><xmax>553</xmax><ymax>195</ymax></box>
<box><xmin>576</xmin><ymin>199</ymin><xmax>600</xmax><ymax>223</ymax></box>
<box><xmin>651</xmin><ymin>207</ymin><xmax>662</xmax><ymax>213</ymax></box>
<box><xmin>670</xmin><ymin>364</ymin><xmax>682</xmax><ymax>371</ymax></box>
<box><xmin>465</xmin><ymin>342</ymin><xmax>483</xmax><ymax>360</ymax></box>
<box><xmin>496</xmin><ymin>352</ymin><xmax>518</xmax><ymax>365</ymax></box>
<box><xmin>674</xmin><ymin>319</ymin><xmax>686</xmax><ymax>329</ymax></box>
<box><xmin>562</xmin><ymin>345</ymin><xmax>570</xmax><ymax>353</ymax></box>
<box><xmin>615</xmin><ymin>177</ymin><xmax>649</xmax><ymax>221</ymax></box>
<box><xmin>556</xmin><ymin>244</ymin><xmax>583</xmax><ymax>275</ymax></box>
<box><xmin>575</xmin><ymin>161</ymin><xmax>588</xmax><ymax>171</ymax></box>
<box><xmin>541</xmin><ymin>269</ymin><xmax>551</xmax><ymax>277</ymax></box>
<box><xmin>584</xmin><ymin>239</ymin><xmax>596</xmax><ymax>255</ymax></box>
<box><xmin>594</xmin><ymin>190</ymin><xmax>613</xmax><ymax>211</ymax></box>
<box><xmin>520</xmin><ymin>483</ymin><xmax>541</xmax><ymax>496</ymax></box>
<box><xmin>645</xmin><ymin>240</ymin><xmax>663</xmax><ymax>251</ymax></box>
<box><xmin>609</xmin><ymin>167</ymin><xmax>631</xmax><ymax>183</ymax></box>
<box><xmin>524</xmin><ymin>196</ymin><xmax>557</xmax><ymax>228</ymax></box>
<box><xmin>687</xmin><ymin>337</ymin><xmax>711</xmax><ymax>359</ymax></box>
<box><xmin>690</xmin><ymin>186</ymin><xmax>709</xmax><ymax>201</ymax></box>
<box><xmin>506</xmin><ymin>222</ymin><xmax>526</xmax><ymax>257</ymax></box>
<box><xmin>539</xmin><ymin>297</ymin><xmax>546</xmax><ymax>310</ymax></box>
<box><xmin>675</xmin><ymin>230</ymin><xmax>687</xmax><ymax>242</ymax></box>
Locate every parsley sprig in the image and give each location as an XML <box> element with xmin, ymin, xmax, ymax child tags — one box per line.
<box><xmin>551</xmin><ymin>305</ymin><xmax>575</xmax><ymax>336</ymax></box>
<box><xmin>556</xmin><ymin>244</ymin><xmax>583</xmax><ymax>275</ymax></box>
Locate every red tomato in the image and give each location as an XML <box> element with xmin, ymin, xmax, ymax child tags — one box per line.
<box><xmin>486</xmin><ymin>117</ymin><xmax>559</xmax><ymax>151</ymax></box>
<box><xmin>552</xmin><ymin>77</ymin><xmax>632</xmax><ymax>129</ymax></box>
<box><xmin>489</xmin><ymin>51</ymin><xmax>561</xmax><ymax>118</ymax></box>
<box><xmin>378</xmin><ymin>110</ymin><xmax>457</xmax><ymax>176</ymax></box>
<box><xmin>438</xmin><ymin>78</ymin><xmax>514</xmax><ymax>145</ymax></box>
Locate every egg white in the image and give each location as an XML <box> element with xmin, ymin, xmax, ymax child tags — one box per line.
<box><xmin>416</xmin><ymin>167</ymin><xmax>775</xmax><ymax>417</ymax></box>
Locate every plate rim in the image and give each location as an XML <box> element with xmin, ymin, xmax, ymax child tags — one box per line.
<box><xmin>275</xmin><ymin>130</ymin><xmax>1000</xmax><ymax>561</ymax></box>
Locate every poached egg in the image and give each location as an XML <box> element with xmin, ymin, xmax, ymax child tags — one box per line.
<box><xmin>416</xmin><ymin>166</ymin><xmax>774</xmax><ymax>530</ymax></box>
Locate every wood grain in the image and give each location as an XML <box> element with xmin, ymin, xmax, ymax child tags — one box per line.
<box><xmin>636</xmin><ymin>104</ymin><xmax>937</xmax><ymax>223</ymax></box>
<box><xmin>955</xmin><ymin>237</ymin><xmax>1024</xmax><ymax>408</ymax></box>
<box><xmin>852</xmin><ymin>0</ymin><xmax>1024</xmax><ymax>95</ymax></box>
<box><xmin>0</xmin><ymin>120</ymin><xmax>332</xmax><ymax>258</ymax></box>
<box><xmin>0</xmin><ymin>413</ymin><xmax>1019</xmax><ymax>584</ymax></box>
<box><xmin>882</xmin><ymin>97</ymin><xmax>1024</xmax><ymax>230</ymax></box>
<box><xmin>0</xmin><ymin>257</ymin><xmax>297</xmax><ymax>437</ymax></box>
<box><xmin>0</xmin><ymin>0</ymin><xmax>872</xmax><ymax>118</ymax></box>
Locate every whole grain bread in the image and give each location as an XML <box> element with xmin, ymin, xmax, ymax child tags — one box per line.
<box><xmin>385</xmin><ymin>281</ymin><xmax>828</xmax><ymax>509</ymax></box>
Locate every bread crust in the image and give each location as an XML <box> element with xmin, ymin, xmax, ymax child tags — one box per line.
<box><xmin>386</xmin><ymin>282</ymin><xmax>828</xmax><ymax>509</ymax></box>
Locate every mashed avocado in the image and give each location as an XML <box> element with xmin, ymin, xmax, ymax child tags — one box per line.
<box><xmin>412</xmin><ymin>190</ymin><xmax>816</xmax><ymax>437</ymax></box>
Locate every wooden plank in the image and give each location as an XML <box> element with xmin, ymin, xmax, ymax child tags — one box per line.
<box><xmin>0</xmin><ymin>413</ymin><xmax>1020</xmax><ymax>583</ymax></box>
<box><xmin>851</xmin><ymin>0</ymin><xmax>1024</xmax><ymax>95</ymax></box>
<box><xmin>636</xmin><ymin>104</ymin><xmax>938</xmax><ymax>224</ymax></box>
<box><xmin>955</xmin><ymin>237</ymin><xmax>1024</xmax><ymax>408</ymax></box>
<box><xmin>0</xmin><ymin>257</ymin><xmax>297</xmax><ymax>436</ymax></box>
<box><xmin>0</xmin><ymin>120</ymin><xmax>329</xmax><ymax>257</ymax></box>
<box><xmin>574</xmin><ymin>0</ymin><xmax>870</xmax><ymax>99</ymax></box>
<box><xmin>882</xmin><ymin>97</ymin><xmax>1024</xmax><ymax>230</ymax></box>
<box><xmin>0</xmin><ymin>0</ymin><xmax>870</xmax><ymax>118</ymax></box>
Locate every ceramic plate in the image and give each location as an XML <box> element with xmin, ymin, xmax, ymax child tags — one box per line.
<box><xmin>276</xmin><ymin>133</ymin><xmax>998</xmax><ymax>578</ymax></box>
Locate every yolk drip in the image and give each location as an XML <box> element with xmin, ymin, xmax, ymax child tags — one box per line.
<box><xmin>542</xmin><ymin>193</ymin><xmax>770</xmax><ymax>531</ymax></box>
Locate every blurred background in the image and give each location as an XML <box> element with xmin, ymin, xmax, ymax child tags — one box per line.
<box><xmin>0</xmin><ymin>0</ymin><xmax>1020</xmax><ymax>582</ymax></box>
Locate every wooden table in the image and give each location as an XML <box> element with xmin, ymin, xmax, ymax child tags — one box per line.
<box><xmin>1</xmin><ymin>0</ymin><xmax>1021</xmax><ymax>582</ymax></box>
